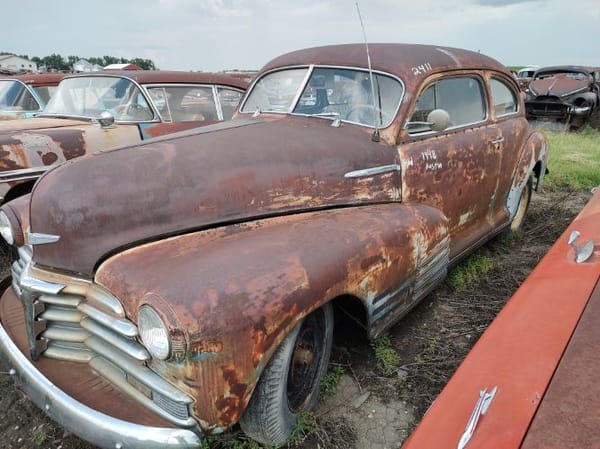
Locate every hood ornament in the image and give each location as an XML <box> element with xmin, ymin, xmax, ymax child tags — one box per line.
<box><xmin>457</xmin><ymin>386</ymin><xmax>498</xmax><ymax>449</ymax></box>
<box><xmin>568</xmin><ymin>230</ymin><xmax>594</xmax><ymax>263</ymax></box>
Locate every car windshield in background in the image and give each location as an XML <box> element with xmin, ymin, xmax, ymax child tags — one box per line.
<box><xmin>534</xmin><ymin>70</ymin><xmax>591</xmax><ymax>81</ymax></box>
<box><xmin>0</xmin><ymin>79</ymin><xmax>40</xmax><ymax>112</ymax></box>
<box><xmin>242</xmin><ymin>67</ymin><xmax>403</xmax><ymax>128</ymax></box>
<box><xmin>42</xmin><ymin>76</ymin><xmax>154</xmax><ymax>122</ymax></box>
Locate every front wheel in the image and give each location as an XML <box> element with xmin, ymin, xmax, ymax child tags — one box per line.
<box><xmin>240</xmin><ymin>303</ymin><xmax>334</xmax><ymax>447</ymax></box>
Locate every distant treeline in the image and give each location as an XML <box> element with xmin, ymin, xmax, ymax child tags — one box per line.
<box><xmin>0</xmin><ymin>52</ymin><xmax>156</xmax><ymax>71</ymax></box>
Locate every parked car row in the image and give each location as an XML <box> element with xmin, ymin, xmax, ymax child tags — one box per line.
<box><xmin>0</xmin><ymin>70</ymin><xmax>248</xmax><ymax>203</ymax></box>
<box><xmin>0</xmin><ymin>72</ymin><xmax>66</xmax><ymax>120</ymax></box>
<box><xmin>0</xmin><ymin>43</ymin><xmax>548</xmax><ymax>448</ymax></box>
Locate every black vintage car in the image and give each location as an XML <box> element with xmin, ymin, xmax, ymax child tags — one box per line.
<box><xmin>525</xmin><ymin>65</ymin><xmax>600</xmax><ymax>130</ymax></box>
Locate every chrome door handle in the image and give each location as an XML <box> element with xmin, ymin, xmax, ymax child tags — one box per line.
<box><xmin>490</xmin><ymin>137</ymin><xmax>504</xmax><ymax>145</ymax></box>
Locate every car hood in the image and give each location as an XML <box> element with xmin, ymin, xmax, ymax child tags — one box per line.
<box><xmin>29</xmin><ymin>117</ymin><xmax>399</xmax><ymax>276</ymax></box>
<box><xmin>529</xmin><ymin>75</ymin><xmax>591</xmax><ymax>98</ymax></box>
<box><xmin>0</xmin><ymin>116</ymin><xmax>91</xmax><ymax>133</ymax></box>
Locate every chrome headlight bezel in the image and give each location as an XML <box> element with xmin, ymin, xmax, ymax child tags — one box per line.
<box><xmin>138</xmin><ymin>305</ymin><xmax>172</xmax><ymax>360</ymax></box>
<box><xmin>0</xmin><ymin>210</ymin><xmax>15</xmax><ymax>245</ymax></box>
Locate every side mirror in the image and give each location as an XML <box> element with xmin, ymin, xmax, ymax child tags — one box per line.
<box><xmin>98</xmin><ymin>110</ymin><xmax>115</xmax><ymax>128</ymax></box>
<box><xmin>427</xmin><ymin>109</ymin><xmax>451</xmax><ymax>132</ymax></box>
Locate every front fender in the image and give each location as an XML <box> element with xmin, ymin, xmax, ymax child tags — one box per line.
<box><xmin>95</xmin><ymin>204</ymin><xmax>449</xmax><ymax>431</ymax></box>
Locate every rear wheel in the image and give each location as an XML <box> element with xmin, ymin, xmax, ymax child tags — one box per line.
<box><xmin>240</xmin><ymin>303</ymin><xmax>334</xmax><ymax>446</ymax></box>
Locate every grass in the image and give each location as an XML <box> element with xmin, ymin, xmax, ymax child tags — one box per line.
<box><xmin>447</xmin><ymin>253</ymin><xmax>496</xmax><ymax>292</ymax></box>
<box><xmin>543</xmin><ymin>127</ymin><xmax>600</xmax><ymax>191</ymax></box>
<box><xmin>321</xmin><ymin>363</ymin><xmax>345</xmax><ymax>398</ymax></box>
<box><xmin>372</xmin><ymin>335</ymin><xmax>401</xmax><ymax>376</ymax></box>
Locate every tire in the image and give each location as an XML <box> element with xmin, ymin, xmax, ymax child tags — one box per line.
<box><xmin>508</xmin><ymin>177</ymin><xmax>533</xmax><ymax>233</ymax></box>
<box><xmin>240</xmin><ymin>303</ymin><xmax>334</xmax><ymax>447</ymax></box>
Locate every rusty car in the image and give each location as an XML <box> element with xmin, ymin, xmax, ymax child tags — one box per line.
<box><xmin>402</xmin><ymin>188</ymin><xmax>600</xmax><ymax>449</ymax></box>
<box><xmin>525</xmin><ymin>65</ymin><xmax>600</xmax><ymax>130</ymax></box>
<box><xmin>0</xmin><ymin>70</ymin><xmax>248</xmax><ymax>203</ymax></box>
<box><xmin>0</xmin><ymin>43</ymin><xmax>548</xmax><ymax>448</ymax></box>
<box><xmin>0</xmin><ymin>72</ymin><xmax>66</xmax><ymax>120</ymax></box>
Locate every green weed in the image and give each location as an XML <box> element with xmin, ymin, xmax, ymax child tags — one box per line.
<box><xmin>447</xmin><ymin>253</ymin><xmax>495</xmax><ymax>292</ymax></box>
<box><xmin>288</xmin><ymin>411</ymin><xmax>317</xmax><ymax>446</ymax></box>
<box><xmin>372</xmin><ymin>335</ymin><xmax>401</xmax><ymax>376</ymax></box>
<box><xmin>321</xmin><ymin>363</ymin><xmax>345</xmax><ymax>398</ymax></box>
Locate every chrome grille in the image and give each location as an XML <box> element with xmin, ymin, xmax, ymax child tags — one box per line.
<box><xmin>11</xmin><ymin>245</ymin><xmax>195</xmax><ymax>428</ymax></box>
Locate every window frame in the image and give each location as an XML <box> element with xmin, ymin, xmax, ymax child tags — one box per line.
<box><xmin>405</xmin><ymin>73</ymin><xmax>489</xmax><ymax>136</ymax></box>
<box><xmin>489</xmin><ymin>76</ymin><xmax>519</xmax><ymax>119</ymax></box>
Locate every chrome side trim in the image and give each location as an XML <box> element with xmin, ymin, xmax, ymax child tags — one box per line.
<box><xmin>0</xmin><ymin>166</ymin><xmax>56</xmax><ymax>184</ymax></box>
<box><xmin>0</xmin><ymin>323</ymin><xmax>202</xmax><ymax>449</ymax></box>
<box><xmin>344</xmin><ymin>164</ymin><xmax>401</xmax><ymax>178</ymax></box>
<box><xmin>26</xmin><ymin>231</ymin><xmax>60</xmax><ymax>245</ymax></box>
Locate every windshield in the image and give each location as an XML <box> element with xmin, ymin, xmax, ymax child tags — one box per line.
<box><xmin>241</xmin><ymin>67</ymin><xmax>403</xmax><ymax>128</ymax></box>
<box><xmin>534</xmin><ymin>70</ymin><xmax>591</xmax><ymax>81</ymax></box>
<box><xmin>42</xmin><ymin>76</ymin><xmax>154</xmax><ymax>122</ymax></box>
<box><xmin>0</xmin><ymin>79</ymin><xmax>40</xmax><ymax>111</ymax></box>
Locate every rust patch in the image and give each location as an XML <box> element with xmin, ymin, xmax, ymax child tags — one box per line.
<box><xmin>41</xmin><ymin>151</ymin><xmax>58</xmax><ymax>165</ymax></box>
<box><xmin>34</xmin><ymin>129</ymin><xmax>87</xmax><ymax>159</ymax></box>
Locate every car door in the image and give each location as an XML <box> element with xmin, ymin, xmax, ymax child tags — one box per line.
<box><xmin>487</xmin><ymin>74</ymin><xmax>528</xmax><ymax>227</ymax></box>
<box><xmin>399</xmin><ymin>73</ymin><xmax>503</xmax><ymax>260</ymax></box>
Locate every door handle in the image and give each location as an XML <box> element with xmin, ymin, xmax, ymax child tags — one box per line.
<box><xmin>490</xmin><ymin>136</ymin><xmax>504</xmax><ymax>145</ymax></box>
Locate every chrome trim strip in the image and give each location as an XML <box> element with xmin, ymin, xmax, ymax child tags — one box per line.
<box><xmin>26</xmin><ymin>231</ymin><xmax>60</xmax><ymax>245</ymax></box>
<box><xmin>80</xmin><ymin>318</ymin><xmax>149</xmax><ymax>361</ymax></box>
<box><xmin>85</xmin><ymin>337</ymin><xmax>192</xmax><ymax>405</ymax></box>
<box><xmin>0</xmin><ymin>166</ymin><xmax>56</xmax><ymax>184</ymax></box>
<box><xmin>89</xmin><ymin>357</ymin><xmax>196</xmax><ymax>428</ymax></box>
<box><xmin>344</xmin><ymin>164</ymin><xmax>401</xmax><ymax>178</ymax></box>
<box><xmin>0</xmin><ymin>323</ymin><xmax>202</xmax><ymax>449</ymax></box>
<box><xmin>20</xmin><ymin>269</ymin><xmax>65</xmax><ymax>295</ymax></box>
<box><xmin>78</xmin><ymin>303</ymin><xmax>138</xmax><ymax>337</ymax></box>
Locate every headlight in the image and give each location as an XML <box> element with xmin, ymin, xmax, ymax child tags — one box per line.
<box><xmin>138</xmin><ymin>305</ymin><xmax>171</xmax><ymax>360</ymax></box>
<box><xmin>0</xmin><ymin>210</ymin><xmax>14</xmax><ymax>245</ymax></box>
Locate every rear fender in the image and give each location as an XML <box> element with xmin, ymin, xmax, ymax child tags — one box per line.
<box><xmin>95</xmin><ymin>204</ymin><xmax>449</xmax><ymax>431</ymax></box>
<box><xmin>507</xmin><ymin>131</ymin><xmax>548</xmax><ymax>219</ymax></box>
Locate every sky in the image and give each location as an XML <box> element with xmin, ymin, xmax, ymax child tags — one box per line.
<box><xmin>4</xmin><ymin>0</ymin><xmax>599</xmax><ymax>72</ymax></box>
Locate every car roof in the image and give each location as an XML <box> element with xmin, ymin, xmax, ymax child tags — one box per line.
<box><xmin>260</xmin><ymin>43</ymin><xmax>512</xmax><ymax>80</ymax></box>
<box><xmin>63</xmin><ymin>70</ymin><xmax>249</xmax><ymax>90</ymax></box>
<box><xmin>11</xmin><ymin>72</ymin><xmax>68</xmax><ymax>87</ymax></box>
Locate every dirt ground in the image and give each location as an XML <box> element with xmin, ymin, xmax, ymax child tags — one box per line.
<box><xmin>0</xmin><ymin>187</ymin><xmax>592</xmax><ymax>449</ymax></box>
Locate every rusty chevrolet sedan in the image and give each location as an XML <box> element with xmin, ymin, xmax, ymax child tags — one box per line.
<box><xmin>0</xmin><ymin>70</ymin><xmax>248</xmax><ymax>203</ymax></box>
<box><xmin>0</xmin><ymin>43</ymin><xmax>548</xmax><ymax>448</ymax></box>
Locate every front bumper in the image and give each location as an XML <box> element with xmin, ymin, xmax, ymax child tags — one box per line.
<box><xmin>0</xmin><ymin>286</ymin><xmax>202</xmax><ymax>449</ymax></box>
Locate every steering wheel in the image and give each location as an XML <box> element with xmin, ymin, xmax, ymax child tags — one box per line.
<box><xmin>345</xmin><ymin>104</ymin><xmax>392</xmax><ymax>126</ymax></box>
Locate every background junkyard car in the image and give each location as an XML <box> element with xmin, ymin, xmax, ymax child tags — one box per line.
<box><xmin>0</xmin><ymin>72</ymin><xmax>65</xmax><ymax>120</ymax></box>
<box><xmin>514</xmin><ymin>65</ymin><xmax>539</xmax><ymax>91</ymax></box>
<box><xmin>0</xmin><ymin>70</ymin><xmax>248</xmax><ymax>203</ymax></box>
<box><xmin>0</xmin><ymin>43</ymin><xmax>547</xmax><ymax>448</ymax></box>
<box><xmin>525</xmin><ymin>65</ymin><xmax>600</xmax><ymax>130</ymax></box>
<box><xmin>402</xmin><ymin>189</ymin><xmax>600</xmax><ymax>449</ymax></box>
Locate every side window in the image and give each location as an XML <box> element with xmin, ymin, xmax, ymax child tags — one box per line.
<box><xmin>490</xmin><ymin>78</ymin><xmax>517</xmax><ymax>117</ymax></box>
<box><xmin>148</xmin><ymin>86</ymin><xmax>218</xmax><ymax>122</ymax></box>
<box><xmin>217</xmin><ymin>88</ymin><xmax>243</xmax><ymax>120</ymax></box>
<box><xmin>408</xmin><ymin>76</ymin><xmax>486</xmax><ymax>133</ymax></box>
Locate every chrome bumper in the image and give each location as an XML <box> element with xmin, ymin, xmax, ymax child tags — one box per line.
<box><xmin>0</xmin><ymin>322</ymin><xmax>202</xmax><ymax>449</ymax></box>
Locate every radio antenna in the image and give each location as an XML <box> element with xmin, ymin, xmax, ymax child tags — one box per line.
<box><xmin>355</xmin><ymin>1</ymin><xmax>380</xmax><ymax>142</ymax></box>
